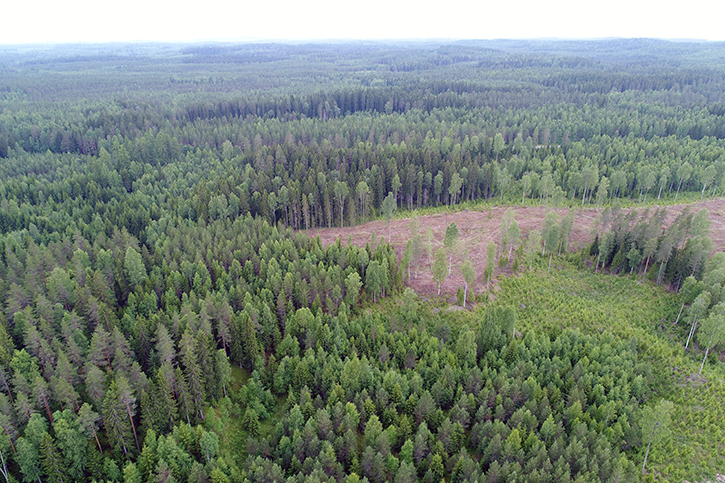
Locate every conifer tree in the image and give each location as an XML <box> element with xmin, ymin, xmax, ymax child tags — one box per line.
<box><xmin>179</xmin><ymin>331</ymin><xmax>206</xmax><ymax>422</ymax></box>
<box><xmin>40</xmin><ymin>432</ymin><xmax>67</xmax><ymax>483</ymax></box>
<box><xmin>238</xmin><ymin>311</ymin><xmax>262</xmax><ymax>371</ymax></box>
<box><xmin>102</xmin><ymin>378</ymin><xmax>134</xmax><ymax>455</ymax></box>
<box><xmin>77</xmin><ymin>403</ymin><xmax>102</xmax><ymax>452</ymax></box>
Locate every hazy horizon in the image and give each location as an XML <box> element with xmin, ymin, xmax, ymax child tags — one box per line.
<box><xmin>1</xmin><ymin>0</ymin><xmax>721</xmax><ymax>45</ymax></box>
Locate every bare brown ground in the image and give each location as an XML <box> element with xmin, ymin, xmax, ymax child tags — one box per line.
<box><xmin>306</xmin><ymin>199</ymin><xmax>725</xmax><ymax>299</ymax></box>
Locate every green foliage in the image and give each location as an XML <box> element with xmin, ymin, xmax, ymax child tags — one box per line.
<box><xmin>640</xmin><ymin>399</ymin><xmax>674</xmax><ymax>474</ymax></box>
<box><xmin>4</xmin><ymin>39</ymin><xmax>725</xmax><ymax>483</ymax></box>
<box><xmin>432</xmin><ymin>248</ymin><xmax>447</xmax><ymax>296</ymax></box>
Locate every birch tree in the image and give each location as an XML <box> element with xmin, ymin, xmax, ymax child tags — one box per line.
<box><xmin>675</xmin><ymin>162</ymin><xmax>692</xmax><ymax>202</ymax></box>
<box><xmin>697</xmin><ymin>303</ymin><xmax>725</xmax><ymax>375</ymax></box>
<box><xmin>382</xmin><ymin>192</ymin><xmax>396</xmax><ymax>243</ymax></box>
<box><xmin>444</xmin><ymin>222</ymin><xmax>459</xmax><ymax>275</ymax></box>
<box><xmin>685</xmin><ymin>291</ymin><xmax>710</xmax><ymax>349</ymax></box>
<box><xmin>433</xmin><ymin>248</ymin><xmax>447</xmax><ymax>296</ymax></box>
<box><xmin>460</xmin><ymin>259</ymin><xmax>476</xmax><ymax>308</ymax></box>
<box><xmin>640</xmin><ymin>399</ymin><xmax>673</xmax><ymax>475</ymax></box>
<box><xmin>525</xmin><ymin>229</ymin><xmax>541</xmax><ymax>270</ymax></box>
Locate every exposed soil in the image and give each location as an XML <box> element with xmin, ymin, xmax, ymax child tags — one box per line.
<box><xmin>306</xmin><ymin>199</ymin><xmax>725</xmax><ymax>299</ymax></box>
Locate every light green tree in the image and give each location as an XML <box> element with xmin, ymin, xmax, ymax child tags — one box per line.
<box><xmin>520</xmin><ymin>172</ymin><xmax>533</xmax><ymax>205</ymax></box>
<box><xmin>685</xmin><ymin>291</ymin><xmax>711</xmax><ymax>349</ymax></box>
<box><xmin>434</xmin><ymin>172</ymin><xmax>444</xmax><ymax>206</ymax></box>
<box><xmin>507</xmin><ymin>220</ymin><xmax>520</xmax><ymax>261</ymax></box>
<box><xmin>643</xmin><ymin>170</ymin><xmax>657</xmax><ymax>203</ymax></box>
<box><xmin>700</xmin><ymin>165</ymin><xmax>716</xmax><ymax>199</ymax></box>
<box><xmin>493</xmin><ymin>133</ymin><xmax>504</xmax><ymax>161</ymax></box>
<box><xmin>334</xmin><ymin>181</ymin><xmax>350</xmax><ymax>227</ymax></box>
<box><xmin>356</xmin><ymin>181</ymin><xmax>370</xmax><ymax>223</ymax></box>
<box><xmin>425</xmin><ymin>227</ymin><xmax>434</xmax><ymax>267</ymax></box>
<box><xmin>525</xmin><ymin>229</ymin><xmax>542</xmax><ymax>270</ymax></box>
<box><xmin>657</xmin><ymin>166</ymin><xmax>670</xmax><ymax>199</ymax></box>
<box><xmin>124</xmin><ymin>247</ymin><xmax>147</xmax><ymax>290</ymax></box>
<box><xmin>596</xmin><ymin>176</ymin><xmax>609</xmax><ymax>209</ymax></box>
<box><xmin>199</xmin><ymin>431</ymin><xmax>219</xmax><ymax>464</ymax></box>
<box><xmin>391</xmin><ymin>174</ymin><xmax>402</xmax><ymax>208</ymax></box>
<box><xmin>675</xmin><ymin>162</ymin><xmax>692</xmax><ymax>202</ymax></box>
<box><xmin>558</xmin><ymin>210</ymin><xmax>574</xmax><ymax>255</ymax></box>
<box><xmin>461</xmin><ymin>258</ymin><xmax>476</xmax><ymax>308</ymax></box>
<box><xmin>345</xmin><ymin>272</ymin><xmax>363</xmax><ymax>306</ymax></box>
<box><xmin>268</xmin><ymin>192</ymin><xmax>278</xmax><ymax>224</ymax></box>
<box><xmin>444</xmin><ymin>222</ymin><xmax>459</xmax><ymax>275</ymax></box>
<box><xmin>640</xmin><ymin>399</ymin><xmax>673</xmax><ymax>475</ymax></box>
<box><xmin>543</xmin><ymin>214</ymin><xmax>560</xmax><ymax>274</ymax></box>
<box><xmin>433</xmin><ymin>248</ymin><xmax>447</xmax><ymax>296</ymax></box>
<box><xmin>485</xmin><ymin>241</ymin><xmax>497</xmax><ymax>290</ymax></box>
<box><xmin>448</xmin><ymin>172</ymin><xmax>463</xmax><ymax>206</ymax></box>
<box><xmin>697</xmin><ymin>302</ymin><xmax>725</xmax><ymax>374</ymax></box>
<box><xmin>496</xmin><ymin>166</ymin><xmax>510</xmax><ymax>202</ymax></box>
<box><xmin>366</xmin><ymin>261</ymin><xmax>383</xmax><ymax>303</ymax></box>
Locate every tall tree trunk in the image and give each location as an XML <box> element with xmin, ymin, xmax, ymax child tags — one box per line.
<box><xmin>642</xmin><ymin>255</ymin><xmax>651</xmax><ymax>280</ymax></box>
<box><xmin>125</xmin><ymin>403</ymin><xmax>140</xmax><ymax>451</ymax></box>
<box><xmin>700</xmin><ymin>346</ymin><xmax>710</xmax><ymax>375</ymax></box>
<box><xmin>42</xmin><ymin>396</ymin><xmax>54</xmax><ymax>424</ymax></box>
<box><xmin>548</xmin><ymin>252</ymin><xmax>553</xmax><ymax>274</ymax></box>
<box><xmin>657</xmin><ymin>261</ymin><xmax>666</xmax><ymax>285</ymax></box>
<box><xmin>675</xmin><ymin>179</ymin><xmax>683</xmax><ymax>201</ymax></box>
<box><xmin>675</xmin><ymin>303</ymin><xmax>684</xmax><ymax>325</ymax></box>
<box><xmin>642</xmin><ymin>439</ymin><xmax>652</xmax><ymax>475</ymax></box>
<box><xmin>685</xmin><ymin>317</ymin><xmax>697</xmax><ymax>349</ymax></box>
<box><xmin>92</xmin><ymin>427</ymin><xmax>102</xmax><ymax>453</ymax></box>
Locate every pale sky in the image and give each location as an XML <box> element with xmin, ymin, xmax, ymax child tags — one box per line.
<box><xmin>1</xmin><ymin>0</ymin><xmax>723</xmax><ymax>44</ymax></box>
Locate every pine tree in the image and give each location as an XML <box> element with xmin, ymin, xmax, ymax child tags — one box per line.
<box><xmin>77</xmin><ymin>402</ymin><xmax>103</xmax><ymax>452</ymax></box>
<box><xmin>115</xmin><ymin>375</ymin><xmax>140</xmax><ymax>452</ymax></box>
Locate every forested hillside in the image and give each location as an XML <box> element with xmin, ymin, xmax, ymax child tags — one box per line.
<box><xmin>1</xmin><ymin>39</ymin><xmax>725</xmax><ymax>482</ymax></box>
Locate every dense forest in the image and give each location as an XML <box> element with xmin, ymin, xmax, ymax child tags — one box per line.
<box><xmin>1</xmin><ymin>39</ymin><xmax>725</xmax><ymax>482</ymax></box>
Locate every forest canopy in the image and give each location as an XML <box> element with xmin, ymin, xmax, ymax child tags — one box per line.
<box><xmin>1</xmin><ymin>39</ymin><xmax>725</xmax><ymax>482</ymax></box>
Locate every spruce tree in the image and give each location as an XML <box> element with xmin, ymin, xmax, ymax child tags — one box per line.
<box><xmin>40</xmin><ymin>432</ymin><xmax>67</xmax><ymax>483</ymax></box>
<box><xmin>102</xmin><ymin>379</ymin><xmax>134</xmax><ymax>455</ymax></box>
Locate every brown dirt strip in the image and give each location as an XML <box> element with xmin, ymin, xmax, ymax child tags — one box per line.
<box><xmin>305</xmin><ymin>199</ymin><xmax>725</xmax><ymax>299</ymax></box>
